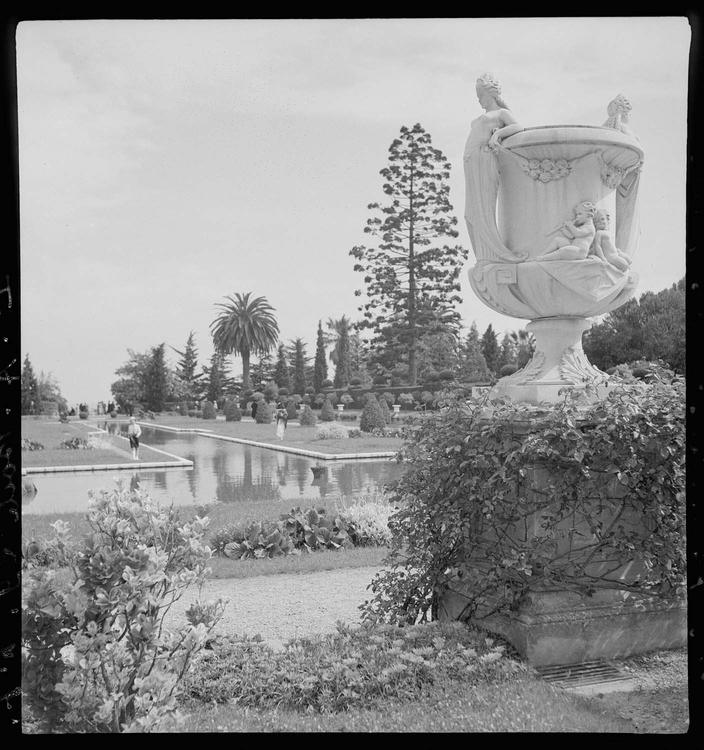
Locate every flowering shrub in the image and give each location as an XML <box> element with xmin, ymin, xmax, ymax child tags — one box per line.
<box><xmin>363</xmin><ymin>377</ymin><xmax>686</xmax><ymax>626</ymax></box>
<box><xmin>315</xmin><ymin>423</ymin><xmax>348</xmax><ymax>440</ymax></box>
<box><xmin>21</xmin><ymin>438</ymin><xmax>45</xmax><ymax>451</ymax></box>
<box><xmin>185</xmin><ymin>621</ymin><xmax>524</xmax><ymax>713</ymax></box>
<box><xmin>58</xmin><ymin>437</ymin><xmax>92</xmax><ymax>450</ymax></box>
<box><xmin>22</xmin><ymin>484</ymin><xmax>224</xmax><ymax>733</ymax></box>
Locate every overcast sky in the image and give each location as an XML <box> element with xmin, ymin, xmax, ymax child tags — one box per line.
<box><xmin>17</xmin><ymin>17</ymin><xmax>690</xmax><ymax>406</ymax></box>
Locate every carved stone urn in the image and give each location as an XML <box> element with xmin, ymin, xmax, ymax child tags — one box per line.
<box><xmin>465</xmin><ymin>97</ymin><xmax>643</xmax><ymax>403</ymax></box>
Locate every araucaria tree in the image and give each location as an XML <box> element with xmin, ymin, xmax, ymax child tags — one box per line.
<box><xmin>313</xmin><ymin>322</ymin><xmax>328</xmax><ymax>393</ymax></box>
<box><xmin>480</xmin><ymin>324</ymin><xmax>501</xmax><ymax>376</ymax></box>
<box><xmin>144</xmin><ymin>343</ymin><xmax>169</xmax><ymax>411</ymax></box>
<box><xmin>171</xmin><ymin>331</ymin><xmax>202</xmax><ymax>403</ymax></box>
<box><xmin>350</xmin><ymin>123</ymin><xmax>468</xmax><ymax>385</ymax></box>
<box><xmin>210</xmin><ymin>293</ymin><xmax>279</xmax><ymax>389</ymax></box>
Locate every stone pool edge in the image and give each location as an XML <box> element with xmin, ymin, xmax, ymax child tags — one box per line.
<box><xmin>137</xmin><ymin>421</ymin><xmax>398</xmax><ymax>461</ymax></box>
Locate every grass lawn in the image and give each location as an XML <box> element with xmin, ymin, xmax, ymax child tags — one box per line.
<box><xmin>180</xmin><ymin>677</ymin><xmax>636</xmax><ymax>732</ymax></box>
<box><xmin>141</xmin><ymin>414</ymin><xmax>405</xmax><ymax>455</ymax></box>
<box><xmin>21</xmin><ymin>418</ymin><xmax>174</xmax><ymax>468</ymax></box>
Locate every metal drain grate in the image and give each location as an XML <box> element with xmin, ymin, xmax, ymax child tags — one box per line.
<box><xmin>535</xmin><ymin>660</ymin><xmax>631</xmax><ymax>688</ymax></box>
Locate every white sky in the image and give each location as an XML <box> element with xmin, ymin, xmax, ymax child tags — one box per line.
<box><xmin>17</xmin><ymin>17</ymin><xmax>690</xmax><ymax>406</ymax></box>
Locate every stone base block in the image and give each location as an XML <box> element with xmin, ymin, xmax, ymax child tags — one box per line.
<box><xmin>439</xmin><ymin>587</ymin><xmax>686</xmax><ymax>667</ymax></box>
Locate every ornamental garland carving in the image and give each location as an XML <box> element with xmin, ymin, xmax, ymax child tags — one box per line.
<box><xmin>519</xmin><ymin>157</ymin><xmax>573</xmax><ymax>182</ymax></box>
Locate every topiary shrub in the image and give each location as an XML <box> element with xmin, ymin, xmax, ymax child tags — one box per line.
<box><xmin>349</xmin><ymin>376</ymin><xmax>362</xmax><ymax>387</ymax></box>
<box><xmin>202</xmin><ymin>401</ymin><xmax>216</xmax><ymax>419</ymax></box>
<box><xmin>78</xmin><ymin>411</ymin><xmax>88</xmax><ymax>420</ymax></box>
<box><xmin>327</xmin><ymin>391</ymin><xmax>338</xmax><ymax>406</ymax></box>
<box><xmin>399</xmin><ymin>392</ymin><xmax>415</xmax><ymax>410</ymax></box>
<box><xmin>319</xmin><ymin>399</ymin><xmax>336</xmax><ymax>422</ymax></box>
<box><xmin>278</xmin><ymin>387</ymin><xmax>289</xmax><ymax>397</ymax></box>
<box><xmin>381</xmin><ymin>391</ymin><xmax>395</xmax><ymax>407</ymax></box>
<box><xmin>110</xmin><ymin>411</ymin><xmax>117</xmax><ymax>418</ymax></box>
<box><xmin>286</xmin><ymin>399</ymin><xmax>298</xmax><ymax>420</ymax></box>
<box><xmin>263</xmin><ymin>381</ymin><xmax>279</xmax><ymax>401</ymax></box>
<box><xmin>315</xmin><ymin>423</ymin><xmax>348</xmax><ymax>440</ymax></box>
<box><xmin>313</xmin><ymin>393</ymin><xmax>326</xmax><ymax>407</ymax></box>
<box><xmin>499</xmin><ymin>364</ymin><xmax>518</xmax><ymax>377</ymax></box>
<box><xmin>299</xmin><ymin>404</ymin><xmax>317</xmax><ymax>426</ymax></box>
<box><xmin>305</xmin><ymin>386</ymin><xmax>315</xmax><ymax>395</ymax></box>
<box><xmin>22</xmin><ymin>484</ymin><xmax>224</xmax><ymax>733</ymax></box>
<box><xmin>321</xmin><ymin>379</ymin><xmax>334</xmax><ymax>388</ymax></box>
<box><xmin>224</xmin><ymin>400</ymin><xmax>242</xmax><ymax>422</ymax></box>
<box><xmin>372</xmin><ymin>374</ymin><xmax>388</xmax><ymax>386</ymax></box>
<box><xmin>255</xmin><ymin>402</ymin><xmax>274</xmax><ymax>424</ymax></box>
<box><xmin>377</xmin><ymin>395</ymin><xmax>392</xmax><ymax>425</ymax></box>
<box><xmin>302</xmin><ymin>394</ymin><xmax>311</xmax><ymax>405</ymax></box>
<box><xmin>438</xmin><ymin>369</ymin><xmax>455</xmax><ymax>381</ymax></box>
<box><xmin>340</xmin><ymin>393</ymin><xmax>354</xmax><ymax>407</ymax></box>
<box><xmin>360</xmin><ymin>395</ymin><xmax>386</xmax><ymax>433</ymax></box>
<box><xmin>179</xmin><ymin>402</ymin><xmax>189</xmax><ymax>416</ymax></box>
<box><xmin>362</xmin><ymin>378</ymin><xmax>686</xmax><ymax>626</ymax></box>
<box><xmin>423</xmin><ymin>370</ymin><xmax>440</xmax><ymax>384</ymax></box>
<box><xmin>187</xmin><ymin>410</ymin><xmax>198</xmax><ymax>418</ymax></box>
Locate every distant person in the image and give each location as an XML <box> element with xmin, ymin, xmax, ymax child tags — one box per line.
<box><xmin>275</xmin><ymin>401</ymin><xmax>288</xmax><ymax>440</ymax></box>
<box><xmin>251</xmin><ymin>400</ymin><xmax>258</xmax><ymax>420</ymax></box>
<box><xmin>127</xmin><ymin>417</ymin><xmax>142</xmax><ymax>460</ymax></box>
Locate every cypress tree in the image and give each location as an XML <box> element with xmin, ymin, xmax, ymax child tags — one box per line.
<box><xmin>313</xmin><ymin>321</ymin><xmax>328</xmax><ymax>393</ymax></box>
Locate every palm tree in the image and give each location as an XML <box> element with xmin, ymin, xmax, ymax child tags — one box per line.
<box><xmin>210</xmin><ymin>293</ymin><xmax>279</xmax><ymax>389</ymax></box>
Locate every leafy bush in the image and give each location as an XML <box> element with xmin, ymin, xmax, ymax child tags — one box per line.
<box><xmin>319</xmin><ymin>399</ymin><xmax>336</xmax><ymax>422</ymax></box>
<box><xmin>360</xmin><ymin>396</ymin><xmax>386</xmax><ymax>433</ymax></box>
<box><xmin>278</xmin><ymin>387</ymin><xmax>289</xmax><ymax>397</ymax></box>
<box><xmin>340</xmin><ymin>413</ymin><xmax>358</xmax><ymax>422</ymax></box>
<box><xmin>22</xmin><ymin>484</ymin><xmax>223</xmax><ymax>733</ymax></box>
<box><xmin>187</xmin><ymin>410</ymin><xmax>199</xmax><ymax>418</ymax></box>
<box><xmin>381</xmin><ymin>392</ymin><xmax>395</xmax><ymax>406</ymax></box>
<box><xmin>327</xmin><ymin>391</ymin><xmax>338</xmax><ymax>406</ymax></box>
<box><xmin>499</xmin><ymin>364</ymin><xmax>518</xmax><ymax>377</ymax></box>
<box><xmin>438</xmin><ymin>369</ymin><xmax>456</xmax><ymax>381</ymax></box>
<box><xmin>224</xmin><ymin>400</ymin><xmax>242</xmax><ymax>422</ymax></box>
<box><xmin>305</xmin><ymin>386</ymin><xmax>316</xmax><ymax>395</ymax></box>
<box><xmin>179</xmin><ymin>402</ymin><xmax>188</xmax><ymax>416</ymax></box>
<box><xmin>372</xmin><ymin>374</ymin><xmax>388</xmax><ymax>385</ymax></box>
<box><xmin>21</xmin><ymin>438</ymin><xmax>45</xmax><ymax>451</ymax></box>
<box><xmin>202</xmin><ymin>401</ymin><xmax>216</xmax><ymax>420</ymax></box>
<box><xmin>378</xmin><ymin>396</ymin><xmax>392</xmax><ymax>425</ymax></box>
<box><xmin>78</xmin><ymin>411</ymin><xmax>88</xmax><ymax>420</ymax></box>
<box><xmin>214</xmin><ymin>507</ymin><xmax>352</xmax><ymax>559</ymax></box>
<box><xmin>299</xmin><ymin>404</ymin><xmax>317</xmax><ymax>426</ymax></box>
<box><xmin>363</xmin><ymin>378</ymin><xmax>686</xmax><ymax>626</ymax></box>
<box><xmin>315</xmin><ymin>423</ymin><xmax>348</xmax><ymax>440</ymax></box>
<box><xmin>399</xmin><ymin>392</ymin><xmax>415</xmax><ymax>409</ymax></box>
<box><xmin>423</xmin><ymin>370</ymin><xmax>440</xmax><ymax>384</ymax></box>
<box><xmin>349</xmin><ymin>377</ymin><xmax>362</xmax><ymax>386</ymax></box>
<box><xmin>322</xmin><ymin>378</ymin><xmax>334</xmax><ymax>388</ymax></box>
<box><xmin>255</xmin><ymin>402</ymin><xmax>275</xmax><ymax>424</ymax></box>
<box><xmin>347</xmin><ymin>428</ymin><xmax>362</xmax><ymax>438</ymax></box>
<box><xmin>252</xmin><ymin>391</ymin><xmax>265</xmax><ymax>403</ymax></box>
<box><xmin>185</xmin><ymin>621</ymin><xmax>524</xmax><ymax>713</ymax></box>
<box><xmin>58</xmin><ymin>437</ymin><xmax>91</xmax><ymax>450</ymax></box>
<box><xmin>341</xmin><ymin>393</ymin><xmax>354</xmax><ymax>406</ymax></box>
<box><xmin>313</xmin><ymin>393</ymin><xmax>326</xmax><ymax>407</ymax></box>
<box><xmin>110</xmin><ymin>411</ymin><xmax>117</xmax><ymax>419</ymax></box>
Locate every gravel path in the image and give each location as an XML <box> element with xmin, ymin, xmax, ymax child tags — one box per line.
<box><xmin>165</xmin><ymin>566</ymin><xmax>380</xmax><ymax>649</ymax></box>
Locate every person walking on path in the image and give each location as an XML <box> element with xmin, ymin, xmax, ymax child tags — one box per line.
<box><xmin>275</xmin><ymin>401</ymin><xmax>288</xmax><ymax>440</ymax></box>
<box><xmin>127</xmin><ymin>417</ymin><xmax>142</xmax><ymax>460</ymax></box>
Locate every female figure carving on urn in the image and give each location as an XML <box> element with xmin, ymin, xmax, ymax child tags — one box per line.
<box><xmin>534</xmin><ymin>201</ymin><xmax>597</xmax><ymax>262</ymax></box>
<box><xmin>590</xmin><ymin>209</ymin><xmax>631</xmax><ymax>271</ymax></box>
<box><xmin>464</xmin><ymin>73</ymin><xmax>526</xmax><ymax>263</ymax></box>
<box><xmin>603</xmin><ymin>94</ymin><xmax>638</xmax><ymax>140</ymax></box>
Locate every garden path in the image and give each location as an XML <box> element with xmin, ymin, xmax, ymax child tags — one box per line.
<box><xmin>164</xmin><ymin>566</ymin><xmax>380</xmax><ymax>649</ymax></box>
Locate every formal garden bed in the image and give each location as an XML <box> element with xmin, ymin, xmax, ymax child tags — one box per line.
<box><xmin>21</xmin><ymin>418</ymin><xmax>174</xmax><ymax>468</ymax></box>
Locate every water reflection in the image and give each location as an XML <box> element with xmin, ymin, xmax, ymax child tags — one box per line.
<box><xmin>23</xmin><ymin>425</ymin><xmax>405</xmax><ymax>515</ymax></box>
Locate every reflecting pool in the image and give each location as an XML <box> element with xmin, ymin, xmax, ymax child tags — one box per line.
<box><xmin>22</xmin><ymin>423</ymin><xmax>405</xmax><ymax>515</ymax></box>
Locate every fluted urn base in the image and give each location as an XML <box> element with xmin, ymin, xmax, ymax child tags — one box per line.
<box><xmin>491</xmin><ymin>317</ymin><xmax>608</xmax><ymax>404</ymax></box>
